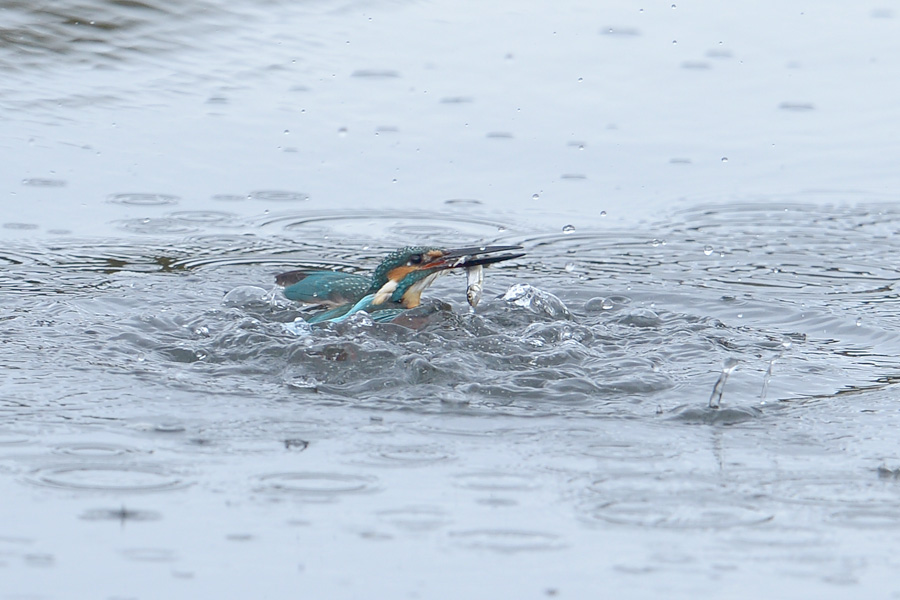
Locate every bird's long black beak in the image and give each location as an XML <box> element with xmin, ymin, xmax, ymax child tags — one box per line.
<box><xmin>439</xmin><ymin>245</ymin><xmax>525</xmax><ymax>268</ymax></box>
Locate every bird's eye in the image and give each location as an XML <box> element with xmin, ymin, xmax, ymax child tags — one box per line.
<box><xmin>408</xmin><ymin>254</ymin><xmax>423</xmax><ymax>265</ymax></box>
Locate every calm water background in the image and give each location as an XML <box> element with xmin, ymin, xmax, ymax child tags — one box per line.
<box><xmin>3</xmin><ymin>1</ymin><xmax>900</xmax><ymax>598</ymax></box>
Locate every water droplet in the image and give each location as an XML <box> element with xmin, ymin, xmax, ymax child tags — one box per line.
<box><xmin>600</xmin><ymin>210</ymin><xmax>607</xmax><ymax>217</ymax></box>
<box><xmin>532</xmin><ymin>193</ymin><xmax>540</xmax><ymax>200</ymax></box>
<box><xmin>391</xmin><ymin>178</ymin><xmax>397</xmax><ymax>183</ymax></box>
<box><xmin>564</xmin><ymin>262</ymin><xmax>575</xmax><ymax>272</ymax></box>
<box><xmin>338</xmin><ymin>127</ymin><xmax>348</xmax><ymax>136</ymax></box>
<box><xmin>672</xmin><ymin>39</ymin><xmax>678</xmax><ymax>44</ymax></box>
<box><xmin>577</xmin><ymin>77</ymin><xmax>583</xmax><ymax>82</ymax></box>
<box><xmin>781</xmin><ymin>338</ymin><xmax>793</xmax><ymax>350</ymax></box>
<box><xmin>283</xmin><ymin>129</ymin><xmax>290</xmax><ymax>135</ymax></box>
<box><xmin>497</xmin><ymin>226</ymin><xmax>506</xmax><ymax>232</ymax></box>
<box><xmin>721</xmin><ymin>156</ymin><xmax>729</xmax><ymax>162</ymax></box>
<box><xmin>737</xmin><ymin>313</ymin><xmax>743</xmax><ymax>318</ymax></box>
<box><xmin>671</xmin><ymin>3</ymin><xmax>677</xmax><ymax>8</ymax></box>
<box><xmin>562</xmin><ymin>224</ymin><xmax>575</xmax><ymax>234</ymax></box>
<box><xmin>650</xmin><ymin>239</ymin><xmax>661</xmax><ymax>247</ymax></box>
<box><xmin>703</xmin><ymin>245</ymin><xmax>714</xmax><ymax>256</ymax></box>
<box><xmin>601</xmin><ymin>298</ymin><xmax>614</xmax><ymax>310</ymax></box>
<box><xmin>856</xmin><ymin>318</ymin><xmax>862</xmax><ymax>327</ymax></box>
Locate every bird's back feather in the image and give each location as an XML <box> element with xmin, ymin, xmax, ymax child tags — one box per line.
<box><xmin>276</xmin><ymin>270</ymin><xmax>370</xmax><ymax>307</ymax></box>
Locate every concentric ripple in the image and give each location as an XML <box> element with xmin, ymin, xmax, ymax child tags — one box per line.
<box><xmin>454</xmin><ymin>471</ymin><xmax>540</xmax><ymax>492</ymax></box>
<box><xmin>54</xmin><ymin>442</ymin><xmax>143</xmax><ymax>458</ymax></box>
<box><xmin>363</xmin><ymin>445</ymin><xmax>454</xmax><ymax>467</ymax></box>
<box><xmin>448</xmin><ymin>529</ymin><xmax>565</xmax><ymax>552</ymax></box>
<box><xmin>586</xmin><ymin>497</ymin><xmax>774</xmax><ymax>529</ymax></box>
<box><xmin>377</xmin><ymin>506</ymin><xmax>451</xmax><ymax>532</ymax></box>
<box><xmin>26</xmin><ymin>464</ymin><xmax>189</xmax><ymax>493</ymax></box>
<box><xmin>107</xmin><ymin>193</ymin><xmax>181</xmax><ymax>206</ymax></box>
<box><xmin>257</xmin><ymin>472</ymin><xmax>379</xmax><ymax>496</ymax></box>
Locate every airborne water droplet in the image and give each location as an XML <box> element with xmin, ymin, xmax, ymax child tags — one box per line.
<box><xmin>703</xmin><ymin>245</ymin><xmax>714</xmax><ymax>256</ymax></box>
<box><xmin>564</xmin><ymin>262</ymin><xmax>575</xmax><ymax>272</ymax></box>
<box><xmin>532</xmin><ymin>193</ymin><xmax>540</xmax><ymax>200</ymax></box>
<box><xmin>562</xmin><ymin>224</ymin><xmax>575</xmax><ymax>234</ymax></box>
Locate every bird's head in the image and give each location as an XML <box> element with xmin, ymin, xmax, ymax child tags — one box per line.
<box><xmin>368</xmin><ymin>245</ymin><xmax>523</xmax><ymax>308</ymax></box>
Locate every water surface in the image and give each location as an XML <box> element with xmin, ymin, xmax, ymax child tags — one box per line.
<box><xmin>3</xmin><ymin>1</ymin><xmax>900</xmax><ymax>598</ymax></box>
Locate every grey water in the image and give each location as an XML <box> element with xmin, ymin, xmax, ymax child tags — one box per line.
<box><xmin>3</xmin><ymin>1</ymin><xmax>900</xmax><ymax>598</ymax></box>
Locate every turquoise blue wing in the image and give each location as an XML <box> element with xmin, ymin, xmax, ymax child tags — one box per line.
<box><xmin>276</xmin><ymin>270</ymin><xmax>370</xmax><ymax>306</ymax></box>
<box><xmin>307</xmin><ymin>294</ymin><xmax>407</xmax><ymax>325</ymax></box>
<box><xmin>306</xmin><ymin>303</ymin><xmax>355</xmax><ymax>324</ymax></box>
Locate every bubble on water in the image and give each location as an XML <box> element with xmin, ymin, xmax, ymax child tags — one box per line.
<box><xmin>586</xmin><ymin>297</ymin><xmax>616</xmax><ymax>312</ymax></box>
<box><xmin>562</xmin><ymin>224</ymin><xmax>575</xmax><ymax>234</ymax></box>
<box><xmin>703</xmin><ymin>245</ymin><xmax>714</xmax><ymax>256</ymax></box>
<box><xmin>502</xmin><ymin>284</ymin><xmax>571</xmax><ymax>319</ymax></box>
<box><xmin>223</xmin><ymin>286</ymin><xmax>270</xmax><ymax>307</ymax></box>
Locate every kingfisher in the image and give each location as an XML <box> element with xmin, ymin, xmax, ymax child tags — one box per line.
<box><xmin>276</xmin><ymin>245</ymin><xmax>524</xmax><ymax>324</ymax></box>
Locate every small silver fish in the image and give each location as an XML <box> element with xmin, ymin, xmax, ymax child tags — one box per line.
<box><xmin>465</xmin><ymin>264</ymin><xmax>484</xmax><ymax>308</ymax></box>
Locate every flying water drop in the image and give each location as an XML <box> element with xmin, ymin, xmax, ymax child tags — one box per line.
<box><xmin>709</xmin><ymin>358</ymin><xmax>739</xmax><ymax>409</ymax></box>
